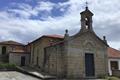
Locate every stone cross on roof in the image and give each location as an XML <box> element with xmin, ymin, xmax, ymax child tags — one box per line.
<box><xmin>85</xmin><ymin>1</ymin><xmax>89</xmax><ymax>10</ymax></box>
<box><xmin>86</xmin><ymin>1</ymin><xmax>88</xmax><ymax>7</ymax></box>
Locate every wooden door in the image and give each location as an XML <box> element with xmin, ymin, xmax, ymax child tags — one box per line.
<box><xmin>21</xmin><ymin>56</ymin><xmax>25</xmax><ymax>66</ymax></box>
<box><xmin>85</xmin><ymin>53</ymin><xmax>95</xmax><ymax>77</ymax></box>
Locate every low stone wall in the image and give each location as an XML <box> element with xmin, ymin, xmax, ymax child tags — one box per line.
<box><xmin>112</xmin><ymin>70</ymin><xmax>120</xmax><ymax>77</ymax></box>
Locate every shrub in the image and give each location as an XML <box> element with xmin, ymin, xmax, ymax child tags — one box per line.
<box><xmin>0</xmin><ymin>63</ymin><xmax>16</xmax><ymax>69</ymax></box>
<box><xmin>98</xmin><ymin>74</ymin><xmax>108</xmax><ymax>79</ymax></box>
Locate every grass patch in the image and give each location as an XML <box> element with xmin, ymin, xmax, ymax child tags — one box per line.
<box><xmin>106</xmin><ymin>76</ymin><xmax>120</xmax><ymax>80</ymax></box>
<box><xmin>0</xmin><ymin>63</ymin><xmax>16</xmax><ymax>69</ymax></box>
<box><xmin>97</xmin><ymin>75</ymin><xmax>120</xmax><ymax>80</ymax></box>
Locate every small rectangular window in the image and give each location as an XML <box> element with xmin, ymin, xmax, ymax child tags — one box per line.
<box><xmin>110</xmin><ymin>61</ymin><xmax>119</xmax><ymax>70</ymax></box>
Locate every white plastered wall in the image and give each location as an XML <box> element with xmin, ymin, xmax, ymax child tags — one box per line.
<box><xmin>108</xmin><ymin>58</ymin><xmax>120</xmax><ymax>75</ymax></box>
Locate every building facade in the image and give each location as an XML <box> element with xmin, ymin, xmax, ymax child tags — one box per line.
<box><xmin>9</xmin><ymin>52</ymin><xmax>30</xmax><ymax>66</ymax></box>
<box><xmin>0</xmin><ymin>40</ymin><xmax>30</xmax><ymax>66</ymax></box>
<box><xmin>0</xmin><ymin>5</ymin><xmax>119</xmax><ymax>79</ymax></box>
<box><xmin>44</xmin><ymin>7</ymin><xmax>109</xmax><ymax>78</ymax></box>
<box><xmin>29</xmin><ymin>35</ymin><xmax>63</xmax><ymax>70</ymax></box>
<box><xmin>108</xmin><ymin>47</ymin><xmax>120</xmax><ymax>76</ymax></box>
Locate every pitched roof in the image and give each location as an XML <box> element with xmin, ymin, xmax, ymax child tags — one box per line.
<box><xmin>0</xmin><ymin>40</ymin><xmax>24</xmax><ymax>46</ymax></box>
<box><xmin>29</xmin><ymin>34</ymin><xmax>64</xmax><ymax>44</ymax></box>
<box><xmin>71</xmin><ymin>31</ymin><xmax>109</xmax><ymax>47</ymax></box>
<box><xmin>11</xmin><ymin>50</ymin><xmax>26</xmax><ymax>53</ymax></box>
<box><xmin>80</xmin><ymin>7</ymin><xmax>93</xmax><ymax>16</ymax></box>
<box><xmin>10</xmin><ymin>49</ymin><xmax>29</xmax><ymax>54</ymax></box>
<box><xmin>108</xmin><ymin>47</ymin><xmax>120</xmax><ymax>59</ymax></box>
<box><xmin>44</xmin><ymin>34</ymin><xmax>64</xmax><ymax>39</ymax></box>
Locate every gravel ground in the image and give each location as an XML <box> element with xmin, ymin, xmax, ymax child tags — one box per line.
<box><xmin>0</xmin><ymin>71</ymin><xmax>41</xmax><ymax>80</ymax></box>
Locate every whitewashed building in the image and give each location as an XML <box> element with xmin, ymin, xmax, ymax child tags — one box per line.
<box><xmin>108</xmin><ymin>47</ymin><xmax>120</xmax><ymax>75</ymax></box>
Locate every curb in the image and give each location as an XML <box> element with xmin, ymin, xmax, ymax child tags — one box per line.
<box><xmin>16</xmin><ymin>66</ymin><xmax>43</xmax><ymax>79</ymax></box>
<box><xmin>16</xmin><ymin>66</ymin><xmax>56</xmax><ymax>80</ymax></box>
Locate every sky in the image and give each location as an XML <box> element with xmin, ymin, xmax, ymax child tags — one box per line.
<box><xmin>0</xmin><ymin>0</ymin><xmax>120</xmax><ymax>49</ymax></box>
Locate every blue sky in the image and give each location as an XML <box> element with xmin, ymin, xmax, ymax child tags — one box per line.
<box><xmin>0</xmin><ymin>0</ymin><xmax>120</xmax><ymax>49</ymax></box>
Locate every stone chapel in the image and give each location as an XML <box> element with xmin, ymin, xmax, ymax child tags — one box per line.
<box><xmin>44</xmin><ymin>7</ymin><xmax>109</xmax><ymax>78</ymax></box>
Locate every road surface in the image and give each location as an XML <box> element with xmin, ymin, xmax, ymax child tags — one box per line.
<box><xmin>0</xmin><ymin>71</ymin><xmax>40</xmax><ymax>80</ymax></box>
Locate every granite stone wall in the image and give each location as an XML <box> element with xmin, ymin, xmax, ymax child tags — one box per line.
<box><xmin>45</xmin><ymin>32</ymin><xmax>108</xmax><ymax>78</ymax></box>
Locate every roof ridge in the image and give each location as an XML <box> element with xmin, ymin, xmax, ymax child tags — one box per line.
<box><xmin>0</xmin><ymin>40</ymin><xmax>24</xmax><ymax>45</ymax></box>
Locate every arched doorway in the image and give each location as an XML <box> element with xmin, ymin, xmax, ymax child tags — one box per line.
<box><xmin>2</xmin><ymin>46</ymin><xmax>6</xmax><ymax>55</ymax></box>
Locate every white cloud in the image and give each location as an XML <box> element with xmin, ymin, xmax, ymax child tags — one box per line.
<box><xmin>0</xmin><ymin>0</ymin><xmax>120</xmax><ymax>49</ymax></box>
<box><xmin>7</xmin><ymin>1</ymin><xmax>56</xmax><ymax>19</ymax></box>
<box><xmin>36</xmin><ymin>1</ymin><xmax>55</xmax><ymax>12</ymax></box>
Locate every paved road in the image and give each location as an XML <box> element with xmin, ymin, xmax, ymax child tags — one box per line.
<box><xmin>0</xmin><ymin>71</ymin><xmax>41</xmax><ymax>80</ymax></box>
<box><xmin>0</xmin><ymin>71</ymin><xmax>105</xmax><ymax>80</ymax></box>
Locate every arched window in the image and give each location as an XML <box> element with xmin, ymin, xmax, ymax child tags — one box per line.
<box><xmin>85</xmin><ymin>17</ymin><xmax>90</xmax><ymax>29</ymax></box>
<box><xmin>2</xmin><ymin>46</ymin><xmax>6</xmax><ymax>55</ymax></box>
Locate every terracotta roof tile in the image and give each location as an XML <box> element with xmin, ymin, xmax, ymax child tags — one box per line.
<box><xmin>44</xmin><ymin>34</ymin><xmax>64</xmax><ymax>39</ymax></box>
<box><xmin>108</xmin><ymin>47</ymin><xmax>120</xmax><ymax>58</ymax></box>
<box><xmin>29</xmin><ymin>34</ymin><xmax>64</xmax><ymax>44</ymax></box>
<box><xmin>10</xmin><ymin>49</ymin><xmax>29</xmax><ymax>54</ymax></box>
<box><xmin>12</xmin><ymin>50</ymin><xmax>26</xmax><ymax>53</ymax></box>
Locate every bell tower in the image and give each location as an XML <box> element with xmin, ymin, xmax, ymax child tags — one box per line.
<box><xmin>80</xmin><ymin>5</ymin><xmax>94</xmax><ymax>32</ymax></box>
